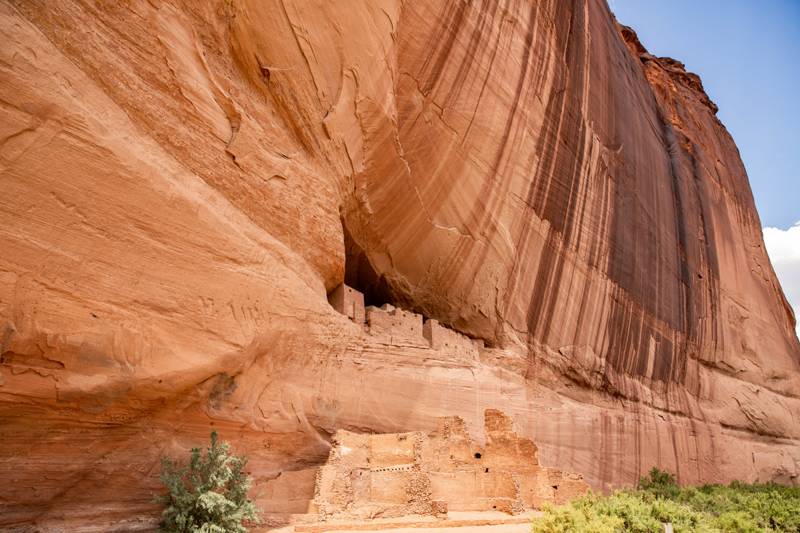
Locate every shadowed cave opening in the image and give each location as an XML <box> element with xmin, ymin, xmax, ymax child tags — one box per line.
<box><xmin>337</xmin><ymin>220</ymin><xmax>496</xmax><ymax>349</ymax></box>
<box><xmin>341</xmin><ymin>222</ymin><xmax>397</xmax><ymax>308</ymax></box>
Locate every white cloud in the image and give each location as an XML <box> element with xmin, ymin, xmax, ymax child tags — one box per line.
<box><xmin>763</xmin><ymin>221</ymin><xmax>800</xmax><ymax>338</ymax></box>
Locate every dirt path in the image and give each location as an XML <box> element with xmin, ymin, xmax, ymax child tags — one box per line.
<box><xmin>267</xmin><ymin>511</ymin><xmax>540</xmax><ymax>533</ymax></box>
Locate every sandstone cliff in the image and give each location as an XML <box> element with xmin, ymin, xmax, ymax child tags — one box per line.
<box><xmin>1</xmin><ymin>0</ymin><xmax>798</xmax><ymax>530</ymax></box>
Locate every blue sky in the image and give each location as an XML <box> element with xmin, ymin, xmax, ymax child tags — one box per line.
<box><xmin>610</xmin><ymin>0</ymin><xmax>800</xmax><ymax>230</ymax></box>
<box><xmin>609</xmin><ymin>0</ymin><xmax>800</xmax><ymax>336</ymax></box>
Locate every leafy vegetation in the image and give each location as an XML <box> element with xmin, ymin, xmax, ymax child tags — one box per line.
<box><xmin>156</xmin><ymin>431</ymin><xmax>260</xmax><ymax>532</ymax></box>
<box><xmin>532</xmin><ymin>468</ymin><xmax>800</xmax><ymax>532</ymax></box>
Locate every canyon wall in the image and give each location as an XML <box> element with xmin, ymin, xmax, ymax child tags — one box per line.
<box><xmin>1</xmin><ymin>0</ymin><xmax>798</xmax><ymax>530</ymax></box>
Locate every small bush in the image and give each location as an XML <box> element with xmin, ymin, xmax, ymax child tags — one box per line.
<box><xmin>156</xmin><ymin>431</ymin><xmax>260</xmax><ymax>532</ymax></box>
<box><xmin>637</xmin><ymin>467</ymin><xmax>680</xmax><ymax>499</ymax></box>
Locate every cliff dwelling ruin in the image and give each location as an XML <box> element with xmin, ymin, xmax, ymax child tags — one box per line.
<box><xmin>292</xmin><ymin>285</ymin><xmax>588</xmax><ymax>521</ymax></box>
<box><xmin>328</xmin><ymin>282</ymin><xmax>484</xmax><ymax>357</ymax></box>
<box><xmin>263</xmin><ymin>409</ymin><xmax>588</xmax><ymax>523</ymax></box>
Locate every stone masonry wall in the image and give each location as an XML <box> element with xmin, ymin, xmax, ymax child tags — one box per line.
<box><xmin>309</xmin><ymin>409</ymin><xmax>589</xmax><ymax>520</ymax></box>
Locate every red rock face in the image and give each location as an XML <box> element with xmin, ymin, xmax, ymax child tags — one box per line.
<box><xmin>1</xmin><ymin>0</ymin><xmax>798</xmax><ymax>529</ymax></box>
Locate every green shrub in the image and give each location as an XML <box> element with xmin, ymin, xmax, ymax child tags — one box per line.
<box><xmin>532</xmin><ymin>470</ymin><xmax>800</xmax><ymax>533</ymax></box>
<box><xmin>156</xmin><ymin>431</ymin><xmax>260</xmax><ymax>532</ymax></box>
<box><xmin>637</xmin><ymin>467</ymin><xmax>680</xmax><ymax>499</ymax></box>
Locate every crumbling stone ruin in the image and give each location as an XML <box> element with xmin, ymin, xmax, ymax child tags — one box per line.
<box><xmin>328</xmin><ymin>283</ymin><xmax>481</xmax><ymax>359</ymax></box>
<box><xmin>309</xmin><ymin>409</ymin><xmax>589</xmax><ymax>520</ymax></box>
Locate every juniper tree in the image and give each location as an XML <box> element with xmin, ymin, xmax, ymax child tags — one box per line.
<box><xmin>157</xmin><ymin>431</ymin><xmax>260</xmax><ymax>532</ymax></box>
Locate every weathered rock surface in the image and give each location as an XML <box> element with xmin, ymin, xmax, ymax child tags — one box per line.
<box><xmin>0</xmin><ymin>0</ymin><xmax>798</xmax><ymax>530</ymax></box>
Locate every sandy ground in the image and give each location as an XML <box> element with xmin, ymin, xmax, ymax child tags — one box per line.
<box><xmin>331</xmin><ymin>525</ymin><xmax>531</xmax><ymax>533</ymax></box>
<box><xmin>265</xmin><ymin>511</ymin><xmax>540</xmax><ymax>533</ymax></box>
